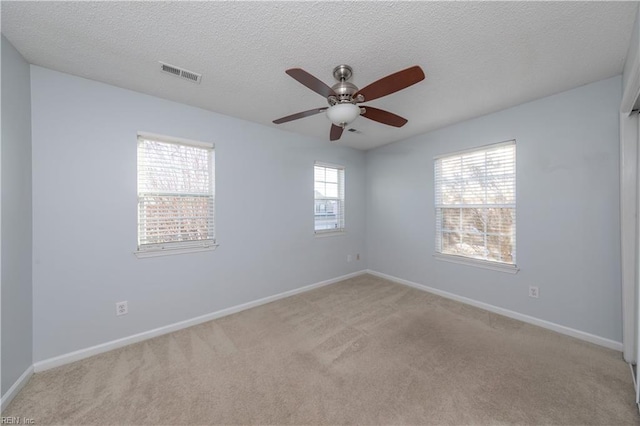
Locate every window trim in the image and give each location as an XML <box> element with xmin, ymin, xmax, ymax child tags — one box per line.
<box><xmin>433</xmin><ymin>139</ymin><xmax>515</xmax><ymax>160</ymax></box>
<box><xmin>314</xmin><ymin>161</ymin><xmax>346</xmax><ymax>236</ymax></box>
<box><xmin>433</xmin><ymin>253</ymin><xmax>519</xmax><ymax>274</ymax></box>
<box><xmin>434</xmin><ymin>140</ymin><xmax>517</xmax><ymax>271</ymax></box>
<box><xmin>135</xmin><ymin>132</ymin><xmax>216</xmax><ymax>258</ymax></box>
<box><xmin>137</xmin><ymin>131</ymin><xmax>212</xmax><ymax>149</ymax></box>
<box><xmin>134</xmin><ymin>244</ymin><xmax>218</xmax><ymax>259</ymax></box>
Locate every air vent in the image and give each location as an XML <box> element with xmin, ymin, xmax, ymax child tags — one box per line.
<box><xmin>159</xmin><ymin>62</ymin><xmax>202</xmax><ymax>84</ymax></box>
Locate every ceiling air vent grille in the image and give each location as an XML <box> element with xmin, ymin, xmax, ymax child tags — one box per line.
<box><xmin>159</xmin><ymin>62</ymin><xmax>202</xmax><ymax>84</ymax></box>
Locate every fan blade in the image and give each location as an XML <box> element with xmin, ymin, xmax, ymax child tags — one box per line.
<box><xmin>355</xmin><ymin>66</ymin><xmax>425</xmax><ymax>102</ymax></box>
<box><xmin>273</xmin><ymin>107</ymin><xmax>328</xmax><ymax>124</ymax></box>
<box><xmin>330</xmin><ymin>124</ymin><xmax>344</xmax><ymax>141</ymax></box>
<box><xmin>286</xmin><ymin>68</ymin><xmax>337</xmax><ymax>98</ymax></box>
<box><xmin>361</xmin><ymin>106</ymin><xmax>408</xmax><ymax>127</ymax></box>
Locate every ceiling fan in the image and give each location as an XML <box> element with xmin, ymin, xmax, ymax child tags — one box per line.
<box><xmin>273</xmin><ymin>64</ymin><xmax>425</xmax><ymax>141</ymax></box>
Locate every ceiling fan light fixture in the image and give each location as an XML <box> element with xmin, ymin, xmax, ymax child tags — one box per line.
<box><xmin>326</xmin><ymin>103</ymin><xmax>360</xmax><ymax>127</ymax></box>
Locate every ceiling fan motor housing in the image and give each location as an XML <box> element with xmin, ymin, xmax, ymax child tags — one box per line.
<box><xmin>328</xmin><ymin>64</ymin><xmax>360</xmax><ymax>106</ymax></box>
<box><xmin>330</xmin><ymin>81</ymin><xmax>358</xmax><ymax>104</ymax></box>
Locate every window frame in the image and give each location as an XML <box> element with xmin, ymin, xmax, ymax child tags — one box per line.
<box><xmin>134</xmin><ymin>132</ymin><xmax>217</xmax><ymax>258</ymax></box>
<box><xmin>433</xmin><ymin>140</ymin><xmax>518</xmax><ymax>273</ymax></box>
<box><xmin>314</xmin><ymin>161</ymin><xmax>346</xmax><ymax>236</ymax></box>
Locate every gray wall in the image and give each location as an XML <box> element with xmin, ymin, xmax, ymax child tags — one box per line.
<box><xmin>30</xmin><ymin>66</ymin><xmax>367</xmax><ymax>362</ymax></box>
<box><xmin>12</xmin><ymin>62</ymin><xmax>629</xmax><ymax>365</ymax></box>
<box><xmin>1</xmin><ymin>35</ymin><xmax>33</xmax><ymax>395</ymax></box>
<box><xmin>366</xmin><ymin>76</ymin><xmax>623</xmax><ymax>342</ymax></box>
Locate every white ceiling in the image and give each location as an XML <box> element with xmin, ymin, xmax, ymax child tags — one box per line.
<box><xmin>2</xmin><ymin>1</ymin><xmax>637</xmax><ymax>150</ymax></box>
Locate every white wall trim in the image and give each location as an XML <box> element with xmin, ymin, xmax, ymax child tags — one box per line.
<box><xmin>1</xmin><ymin>365</ymin><xmax>34</xmax><ymax>410</ymax></box>
<box><xmin>621</xmin><ymin>58</ymin><xmax>640</xmax><ymax>115</ymax></box>
<box><xmin>366</xmin><ymin>269</ymin><xmax>623</xmax><ymax>351</ymax></box>
<box><xmin>620</xmin><ymin>111</ymin><xmax>639</xmax><ymax>363</ymax></box>
<box><xmin>33</xmin><ymin>270</ymin><xmax>367</xmax><ymax>372</ymax></box>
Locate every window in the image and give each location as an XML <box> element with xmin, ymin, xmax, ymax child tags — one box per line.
<box><xmin>435</xmin><ymin>141</ymin><xmax>516</xmax><ymax>268</ymax></box>
<box><xmin>136</xmin><ymin>133</ymin><xmax>215</xmax><ymax>256</ymax></box>
<box><xmin>314</xmin><ymin>162</ymin><xmax>345</xmax><ymax>234</ymax></box>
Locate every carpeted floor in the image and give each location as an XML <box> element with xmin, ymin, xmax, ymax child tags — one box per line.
<box><xmin>5</xmin><ymin>274</ymin><xmax>639</xmax><ymax>425</ymax></box>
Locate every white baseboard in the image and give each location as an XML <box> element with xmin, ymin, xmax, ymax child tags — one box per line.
<box><xmin>1</xmin><ymin>365</ymin><xmax>34</xmax><ymax>410</ymax></box>
<box><xmin>33</xmin><ymin>270</ymin><xmax>367</xmax><ymax>372</ymax></box>
<box><xmin>366</xmin><ymin>269</ymin><xmax>623</xmax><ymax>351</ymax></box>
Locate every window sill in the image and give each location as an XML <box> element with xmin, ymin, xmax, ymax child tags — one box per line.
<box><xmin>314</xmin><ymin>230</ymin><xmax>346</xmax><ymax>238</ymax></box>
<box><xmin>134</xmin><ymin>244</ymin><xmax>219</xmax><ymax>258</ymax></box>
<box><xmin>433</xmin><ymin>253</ymin><xmax>519</xmax><ymax>274</ymax></box>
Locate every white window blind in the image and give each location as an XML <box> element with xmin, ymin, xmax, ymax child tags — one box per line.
<box><xmin>314</xmin><ymin>162</ymin><xmax>345</xmax><ymax>234</ymax></box>
<box><xmin>435</xmin><ymin>141</ymin><xmax>516</xmax><ymax>265</ymax></box>
<box><xmin>137</xmin><ymin>135</ymin><xmax>215</xmax><ymax>252</ymax></box>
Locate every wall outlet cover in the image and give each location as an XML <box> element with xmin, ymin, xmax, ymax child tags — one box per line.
<box><xmin>116</xmin><ymin>301</ymin><xmax>128</xmax><ymax>316</ymax></box>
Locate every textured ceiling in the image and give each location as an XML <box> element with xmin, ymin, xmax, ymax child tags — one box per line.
<box><xmin>2</xmin><ymin>1</ymin><xmax>637</xmax><ymax>150</ymax></box>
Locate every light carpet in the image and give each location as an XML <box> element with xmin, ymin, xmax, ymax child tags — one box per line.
<box><xmin>4</xmin><ymin>274</ymin><xmax>638</xmax><ymax>424</ymax></box>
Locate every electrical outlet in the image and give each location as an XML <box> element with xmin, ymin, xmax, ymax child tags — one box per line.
<box><xmin>116</xmin><ymin>301</ymin><xmax>128</xmax><ymax>316</ymax></box>
<box><xmin>347</xmin><ymin>254</ymin><xmax>353</xmax><ymax>262</ymax></box>
<box><xmin>356</xmin><ymin>253</ymin><xmax>360</xmax><ymax>261</ymax></box>
<box><xmin>529</xmin><ymin>286</ymin><xmax>539</xmax><ymax>299</ymax></box>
